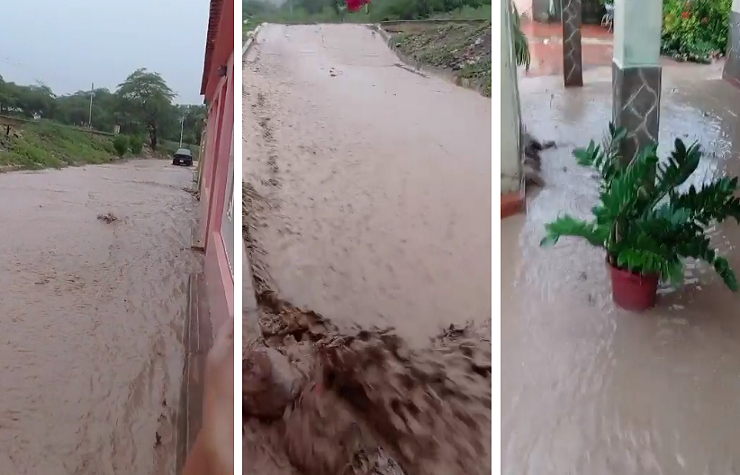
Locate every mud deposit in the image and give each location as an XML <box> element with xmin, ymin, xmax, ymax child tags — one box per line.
<box><xmin>0</xmin><ymin>160</ymin><xmax>200</xmax><ymax>474</ymax></box>
<box><xmin>243</xmin><ymin>315</ymin><xmax>491</xmax><ymax>475</ymax></box>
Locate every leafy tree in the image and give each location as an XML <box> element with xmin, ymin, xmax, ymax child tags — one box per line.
<box><xmin>116</xmin><ymin>68</ymin><xmax>176</xmax><ymax>151</ymax></box>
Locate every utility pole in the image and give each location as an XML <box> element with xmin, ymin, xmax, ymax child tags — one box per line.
<box><xmin>88</xmin><ymin>82</ymin><xmax>94</xmax><ymax>129</ymax></box>
<box><xmin>179</xmin><ymin>114</ymin><xmax>187</xmax><ymax>148</ymax></box>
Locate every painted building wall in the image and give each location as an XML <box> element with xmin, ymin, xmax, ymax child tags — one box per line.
<box><xmin>200</xmin><ymin>0</ymin><xmax>235</xmax><ymax>334</ymax></box>
<box><xmin>502</xmin><ymin>0</ymin><xmax>523</xmax><ymax>195</ymax></box>
<box><xmin>202</xmin><ymin>59</ymin><xmax>235</xmax><ymax>334</ymax></box>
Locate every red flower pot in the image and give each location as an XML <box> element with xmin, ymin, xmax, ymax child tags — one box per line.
<box><xmin>608</xmin><ymin>260</ymin><xmax>659</xmax><ymax>311</ymax></box>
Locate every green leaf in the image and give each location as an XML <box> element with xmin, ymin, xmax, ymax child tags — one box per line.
<box><xmin>540</xmin><ymin>215</ymin><xmax>608</xmax><ymax>248</ymax></box>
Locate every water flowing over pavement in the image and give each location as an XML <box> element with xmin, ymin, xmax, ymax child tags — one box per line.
<box><xmin>243</xmin><ymin>24</ymin><xmax>492</xmax><ymax>345</ymax></box>
<box><xmin>242</xmin><ymin>23</ymin><xmax>491</xmax><ymax>475</ymax></box>
<box><xmin>0</xmin><ymin>160</ymin><xmax>200</xmax><ymax>474</ymax></box>
<box><xmin>504</xmin><ymin>63</ymin><xmax>740</xmax><ymax>474</ymax></box>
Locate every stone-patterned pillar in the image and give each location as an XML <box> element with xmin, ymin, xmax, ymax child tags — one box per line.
<box><xmin>723</xmin><ymin>0</ymin><xmax>740</xmax><ymax>87</ymax></box>
<box><xmin>612</xmin><ymin>0</ymin><xmax>663</xmax><ymax>164</ymax></box>
<box><xmin>561</xmin><ymin>0</ymin><xmax>584</xmax><ymax>87</ymax></box>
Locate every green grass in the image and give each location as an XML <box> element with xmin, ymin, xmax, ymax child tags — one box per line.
<box><xmin>393</xmin><ymin>21</ymin><xmax>491</xmax><ymax>97</ymax></box>
<box><xmin>242</xmin><ymin>4</ymin><xmax>491</xmax><ymax>39</ymax></box>
<box><xmin>0</xmin><ymin>120</ymin><xmax>117</xmax><ymax>170</ymax></box>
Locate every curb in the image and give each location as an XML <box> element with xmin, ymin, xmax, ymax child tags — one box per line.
<box><xmin>242</xmin><ymin>24</ymin><xmax>263</xmax><ymax>59</ymax></box>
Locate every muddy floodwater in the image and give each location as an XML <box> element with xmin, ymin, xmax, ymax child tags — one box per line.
<box><xmin>243</xmin><ymin>24</ymin><xmax>492</xmax><ymax>345</ymax></box>
<box><xmin>242</xmin><ymin>24</ymin><xmax>491</xmax><ymax>475</ymax></box>
<box><xmin>504</xmin><ymin>64</ymin><xmax>740</xmax><ymax>474</ymax></box>
<box><xmin>0</xmin><ymin>160</ymin><xmax>200</xmax><ymax>474</ymax></box>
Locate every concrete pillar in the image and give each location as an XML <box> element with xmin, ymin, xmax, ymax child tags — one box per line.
<box><xmin>561</xmin><ymin>0</ymin><xmax>584</xmax><ymax>87</ymax></box>
<box><xmin>612</xmin><ymin>0</ymin><xmax>663</xmax><ymax>164</ymax></box>
<box><xmin>502</xmin><ymin>0</ymin><xmax>525</xmax><ymax>216</ymax></box>
<box><xmin>723</xmin><ymin>0</ymin><xmax>740</xmax><ymax>86</ymax></box>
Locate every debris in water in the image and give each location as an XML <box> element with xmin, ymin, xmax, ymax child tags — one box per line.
<box><xmin>154</xmin><ymin>431</ymin><xmax>162</xmax><ymax>448</ymax></box>
<box><xmin>96</xmin><ymin>212</ymin><xmax>119</xmax><ymax>224</ymax></box>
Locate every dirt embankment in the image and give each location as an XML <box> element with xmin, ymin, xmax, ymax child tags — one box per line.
<box><xmin>388</xmin><ymin>22</ymin><xmax>492</xmax><ymax>97</ymax></box>
<box><xmin>242</xmin><ymin>184</ymin><xmax>492</xmax><ymax>475</ymax></box>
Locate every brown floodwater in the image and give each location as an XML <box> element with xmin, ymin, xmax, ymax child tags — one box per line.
<box><xmin>243</xmin><ymin>23</ymin><xmax>492</xmax><ymax>346</ymax></box>
<box><xmin>0</xmin><ymin>160</ymin><xmax>200</xmax><ymax>474</ymax></box>
<box><xmin>504</xmin><ymin>64</ymin><xmax>740</xmax><ymax>474</ymax></box>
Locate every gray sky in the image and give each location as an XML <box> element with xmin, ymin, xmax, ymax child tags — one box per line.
<box><xmin>0</xmin><ymin>0</ymin><xmax>210</xmax><ymax>104</ymax></box>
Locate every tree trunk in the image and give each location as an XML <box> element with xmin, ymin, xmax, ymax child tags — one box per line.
<box><xmin>147</xmin><ymin>123</ymin><xmax>158</xmax><ymax>150</ymax></box>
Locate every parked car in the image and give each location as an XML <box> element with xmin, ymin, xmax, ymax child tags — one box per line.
<box><xmin>173</xmin><ymin>148</ymin><xmax>193</xmax><ymax>166</ymax></box>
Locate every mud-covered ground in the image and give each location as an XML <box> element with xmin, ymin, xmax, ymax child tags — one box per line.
<box><xmin>242</xmin><ymin>23</ymin><xmax>491</xmax><ymax>475</ymax></box>
<box><xmin>0</xmin><ymin>160</ymin><xmax>200</xmax><ymax>474</ymax></box>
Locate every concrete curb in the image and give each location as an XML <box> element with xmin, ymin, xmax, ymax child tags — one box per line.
<box><xmin>242</xmin><ymin>24</ymin><xmax>263</xmax><ymax>59</ymax></box>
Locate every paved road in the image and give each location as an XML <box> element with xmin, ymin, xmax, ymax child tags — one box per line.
<box><xmin>0</xmin><ymin>160</ymin><xmax>200</xmax><ymax>475</ymax></box>
<box><xmin>243</xmin><ymin>24</ymin><xmax>491</xmax><ymax>344</ymax></box>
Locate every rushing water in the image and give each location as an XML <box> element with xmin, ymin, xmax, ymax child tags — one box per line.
<box><xmin>503</xmin><ymin>66</ymin><xmax>740</xmax><ymax>474</ymax></box>
<box><xmin>0</xmin><ymin>160</ymin><xmax>201</xmax><ymax>475</ymax></box>
<box><xmin>243</xmin><ymin>24</ymin><xmax>492</xmax><ymax>346</ymax></box>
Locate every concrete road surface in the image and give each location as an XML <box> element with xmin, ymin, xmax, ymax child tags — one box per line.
<box><xmin>243</xmin><ymin>24</ymin><xmax>491</xmax><ymax>345</ymax></box>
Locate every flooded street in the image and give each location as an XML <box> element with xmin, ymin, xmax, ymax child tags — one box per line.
<box><xmin>0</xmin><ymin>160</ymin><xmax>200</xmax><ymax>474</ymax></box>
<box><xmin>243</xmin><ymin>24</ymin><xmax>491</xmax><ymax>344</ymax></box>
<box><xmin>242</xmin><ymin>24</ymin><xmax>491</xmax><ymax>475</ymax></box>
<box><xmin>504</xmin><ymin>64</ymin><xmax>740</xmax><ymax>474</ymax></box>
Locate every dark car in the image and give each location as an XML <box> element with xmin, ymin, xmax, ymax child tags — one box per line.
<box><xmin>173</xmin><ymin>148</ymin><xmax>193</xmax><ymax>166</ymax></box>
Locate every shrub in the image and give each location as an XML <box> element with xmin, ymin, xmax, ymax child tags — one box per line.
<box><xmin>113</xmin><ymin>134</ymin><xmax>129</xmax><ymax>157</ymax></box>
<box><xmin>130</xmin><ymin>136</ymin><xmax>144</xmax><ymax>155</ymax></box>
<box><xmin>541</xmin><ymin>124</ymin><xmax>740</xmax><ymax>290</ymax></box>
<box><xmin>661</xmin><ymin>0</ymin><xmax>731</xmax><ymax>63</ymax></box>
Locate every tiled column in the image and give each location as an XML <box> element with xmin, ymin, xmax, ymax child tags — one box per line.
<box><xmin>561</xmin><ymin>0</ymin><xmax>583</xmax><ymax>87</ymax></box>
<box><xmin>612</xmin><ymin>0</ymin><xmax>663</xmax><ymax>164</ymax></box>
<box><xmin>723</xmin><ymin>0</ymin><xmax>740</xmax><ymax>87</ymax></box>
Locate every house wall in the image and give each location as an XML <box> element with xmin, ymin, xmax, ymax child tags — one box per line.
<box><xmin>502</xmin><ymin>0</ymin><xmax>523</xmax><ymax>196</ymax></box>
<box><xmin>201</xmin><ymin>55</ymin><xmax>235</xmax><ymax>334</ymax></box>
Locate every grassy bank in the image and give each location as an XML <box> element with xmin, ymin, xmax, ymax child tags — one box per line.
<box><xmin>242</xmin><ymin>3</ymin><xmax>490</xmax><ymax>38</ymax></box>
<box><xmin>0</xmin><ymin>121</ymin><xmax>118</xmax><ymax>169</ymax></box>
<box><xmin>391</xmin><ymin>21</ymin><xmax>491</xmax><ymax>97</ymax></box>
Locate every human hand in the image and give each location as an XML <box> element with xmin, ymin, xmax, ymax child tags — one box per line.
<box><xmin>200</xmin><ymin>318</ymin><xmax>235</xmax><ymax>474</ymax></box>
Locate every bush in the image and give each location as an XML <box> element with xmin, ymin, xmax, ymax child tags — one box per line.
<box><xmin>661</xmin><ymin>0</ymin><xmax>731</xmax><ymax>63</ymax></box>
<box><xmin>541</xmin><ymin>124</ymin><xmax>740</xmax><ymax>291</ymax></box>
<box><xmin>113</xmin><ymin>135</ymin><xmax>129</xmax><ymax>157</ymax></box>
<box><xmin>130</xmin><ymin>136</ymin><xmax>144</xmax><ymax>155</ymax></box>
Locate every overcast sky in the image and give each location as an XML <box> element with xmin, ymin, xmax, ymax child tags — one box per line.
<box><xmin>0</xmin><ymin>0</ymin><xmax>210</xmax><ymax>104</ymax></box>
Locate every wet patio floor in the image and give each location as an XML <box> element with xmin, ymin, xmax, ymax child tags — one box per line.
<box><xmin>503</xmin><ymin>63</ymin><xmax>740</xmax><ymax>473</ymax></box>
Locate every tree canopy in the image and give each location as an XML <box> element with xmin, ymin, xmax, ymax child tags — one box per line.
<box><xmin>0</xmin><ymin>69</ymin><xmax>206</xmax><ymax>151</ymax></box>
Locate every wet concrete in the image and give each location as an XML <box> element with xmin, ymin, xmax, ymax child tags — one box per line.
<box><xmin>0</xmin><ymin>160</ymin><xmax>200</xmax><ymax>474</ymax></box>
<box><xmin>242</xmin><ymin>24</ymin><xmax>491</xmax><ymax>345</ymax></box>
<box><xmin>504</xmin><ymin>63</ymin><xmax>740</xmax><ymax>474</ymax></box>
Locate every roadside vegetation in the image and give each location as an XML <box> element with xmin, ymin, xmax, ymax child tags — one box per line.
<box><xmin>0</xmin><ymin>120</ymin><xmax>117</xmax><ymax>169</ymax></box>
<box><xmin>0</xmin><ymin>68</ymin><xmax>205</xmax><ymax>154</ymax></box>
<box><xmin>392</xmin><ymin>21</ymin><xmax>491</xmax><ymax>96</ymax></box>
<box><xmin>243</xmin><ymin>0</ymin><xmax>491</xmax><ymax>36</ymax></box>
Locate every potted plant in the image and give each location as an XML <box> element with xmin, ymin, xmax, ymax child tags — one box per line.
<box><xmin>540</xmin><ymin>124</ymin><xmax>740</xmax><ymax>311</ymax></box>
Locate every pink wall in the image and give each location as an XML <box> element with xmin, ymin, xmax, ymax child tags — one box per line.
<box><xmin>200</xmin><ymin>11</ymin><xmax>235</xmax><ymax>333</ymax></box>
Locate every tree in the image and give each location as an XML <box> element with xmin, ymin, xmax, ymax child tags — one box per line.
<box><xmin>116</xmin><ymin>68</ymin><xmax>176</xmax><ymax>150</ymax></box>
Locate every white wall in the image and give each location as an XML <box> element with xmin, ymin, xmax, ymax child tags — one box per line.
<box><xmin>501</xmin><ymin>0</ymin><xmax>523</xmax><ymax>194</ymax></box>
<box><xmin>613</xmin><ymin>0</ymin><xmax>662</xmax><ymax>68</ymax></box>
